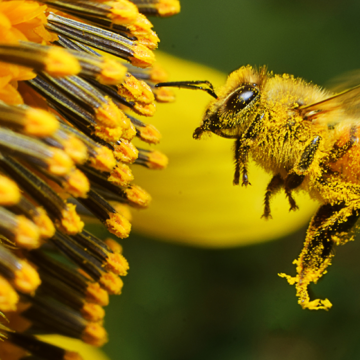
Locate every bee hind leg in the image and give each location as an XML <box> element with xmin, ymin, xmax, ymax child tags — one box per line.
<box><xmin>279</xmin><ymin>202</ymin><xmax>360</xmax><ymax>310</ymax></box>
<box><xmin>261</xmin><ymin>174</ymin><xmax>284</xmax><ymax>219</ymax></box>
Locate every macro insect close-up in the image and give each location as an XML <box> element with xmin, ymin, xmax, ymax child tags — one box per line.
<box><xmin>158</xmin><ymin>65</ymin><xmax>360</xmax><ymax>311</ymax></box>
<box><xmin>3</xmin><ymin>0</ymin><xmax>360</xmax><ymax>360</ymax></box>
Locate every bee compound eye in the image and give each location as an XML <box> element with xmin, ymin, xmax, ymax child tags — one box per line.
<box><xmin>225</xmin><ymin>85</ymin><xmax>259</xmax><ymax>113</ymax></box>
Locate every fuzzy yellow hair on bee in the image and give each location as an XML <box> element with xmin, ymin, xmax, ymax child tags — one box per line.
<box><xmin>156</xmin><ymin>66</ymin><xmax>360</xmax><ymax>310</ymax></box>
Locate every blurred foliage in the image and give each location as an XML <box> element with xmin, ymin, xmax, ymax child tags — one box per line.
<box><xmin>101</xmin><ymin>1</ymin><xmax>360</xmax><ymax>359</ymax></box>
<box><xmin>152</xmin><ymin>0</ymin><xmax>360</xmax><ymax>85</ymax></box>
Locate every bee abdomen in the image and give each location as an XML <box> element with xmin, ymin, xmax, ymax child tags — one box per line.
<box><xmin>328</xmin><ymin>125</ymin><xmax>360</xmax><ymax>183</ymax></box>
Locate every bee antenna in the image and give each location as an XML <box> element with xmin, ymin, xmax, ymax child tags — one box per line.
<box><xmin>155</xmin><ymin>81</ymin><xmax>218</xmax><ymax>99</ymax></box>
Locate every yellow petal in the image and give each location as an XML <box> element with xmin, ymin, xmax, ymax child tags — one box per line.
<box><xmin>132</xmin><ymin>52</ymin><xmax>318</xmax><ymax>248</ymax></box>
<box><xmin>38</xmin><ymin>335</ymin><xmax>110</xmax><ymax>360</ymax></box>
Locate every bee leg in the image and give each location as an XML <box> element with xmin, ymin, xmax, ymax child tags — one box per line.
<box><xmin>279</xmin><ymin>203</ymin><xmax>360</xmax><ymax>310</ymax></box>
<box><xmin>261</xmin><ymin>174</ymin><xmax>284</xmax><ymax>219</ymax></box>
<box><xmin>283</xmin><ymin>173</ymin><xmax>304</xmax><ymax>212</ymax></box>
<box><xmin>233</xmin><ymin>113</ymin><xmax>264</xmax><ymax>186</ymax></box>
<box><xmin>233</xmin><ymin>137</ymin><xmax>241</xmax><ymax>186</ymax></box>
<box><xmin>296</xmin><ymin>136</ymin><xmax>321</xmax><ymax>173</ymax></box>
<box><xmin>283</xmin><ymin>136</ymin><xmax>321</xmax><ymax>211</ymax></box>
<box><xmin>233</xmin><ymin>138</ymin><xmax>251</xmax><ymax>186</ymax></box>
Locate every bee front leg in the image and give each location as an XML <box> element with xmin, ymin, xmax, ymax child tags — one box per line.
<box><xmin>261</xmin><ymin>174</ymin><xmax>284</xmax><ymax>219</ymax></box>
<box><xmin>233</xmin><ymin>113</ymin><xmax>264</xmax><ymax>186</ymax></box>
<box><xmin>279</xmin><ymin>203</ymin><xmax>360</xmax><ymax>310</ymax></box>
<box><xmin>233</xmin><ymin>138</ymin><xmax>250</xmax><ymax>186</ymax></box>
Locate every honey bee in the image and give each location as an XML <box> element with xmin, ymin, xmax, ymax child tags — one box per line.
<box><xmin>156</xmin><ymin>65</ymin><xmax>360</xmax><ymax>310</ymax></box>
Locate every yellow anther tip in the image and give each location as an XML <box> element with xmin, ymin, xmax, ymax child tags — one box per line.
<box><xmin>82</xmin><ymin>323</ymin><xmax>108</xmax><ymax>347</ymax></box>
<box><xmin>137</xmin><ymin>124</ymin><xmax>162</xmax><ymax>144</ymax></box>
<box><xmin>63</xmin><ymin>136</ymin><xmax>88</xmax><ymax>164</ymax></box>
<box><xmin>108</xmin><ymin>163</ymin><xmax>134</xmax><ymax>187</ymax></box>
<box><xmin>131</xmin><ymin>43</ymin><xmax>155</xmax><ymax>68</ymax></box>
<box><xmin>97</xmin><ymin>58</ymin><xmax>127</xmax><ymax>85</ymax></box>
<box><xmin>114</xmin><ymin>140</ymin><xmax>139</xmax><ymax>163</ymax></box>
<box><xmin>86</xmin><ymin>282</ymin><xmax>109</xmax><ymax>307</ymax></box>
<box><xmin>121</xmin><ymin>121</ymin><xmax>137</xmax><ymax>141</ymax></box>
<box><xmin>106</xmin><ymin>253</ymin><xmax>129</xmax><ymax>276</ymax></box>
<box><xmin>108</xmin><ymin>0</ymin><xmax>139</xmax><ymax>25</ymax></box>
<box><xmin>157</xmin><ymin>0</ymin><xmax>181</xmax><ymax>17</ymax></box>
<box><xmin>153</xmin><ymin>87</ymin><xmax>176</xmax><ymax>102</ymax></box>
<box><xmin>0</xmin><ymin>175</ymin><xmax>20</xmax><ymax>205</ymax></box>
<box><xmin>95</xmin><ymin>100</ymin><xmax>126</xmax><ymax>129</ymax></box>
<box><xmin>45</xmin><ymin>47</ymin><xmax>81</xmax><ymax>77</ymax></box>
<box><xmin>100</xmin><ymin>272</ymin><xmax>123</xmax><ymax>295</ymax></box>
<box><xmin>90</xmin><ymin>146</ymin><xmax>117</xmax><ymax>172</ymax></box>
<box><xmin>48</xmin><ymin>148</ymin><xmax>74</xmax><ymax>176</ymax></box>
<box><xmin>33</xmin><ymin>207</ymin><xmax>55</xmax><ymax>239</ymax></box>
<box><xmin>14</xmin><ymin>260</ymin><xmax>41</xmax><ymax>294</ymax></box>
<box><xmin>25</xmin><ymin>108</ymin><xmax>59</xmax><ymax>137</ymax></box>
<box><xmin>81</xmin><ymin>303</ymin><xmax>105</xmax><ymax>322</ymax></box>
<box><xmin>106</xmin><ymin>212</ymin><xmax>131</xmax><ymax>239</ymax></box>
<box><xmin>15</xmin><ymin>215</ymin><xmax>40</xmax><ymax>249</ymax></box>
<box><xmin>104</xmin><ymin>238</ymin><xmax>123</xmax><ymax>254</ymax></box>
<box><xmin>125</xmin><ymin>185</ymin><xmax>151</xmax><ymax>208</ymax></box>
<box><xmin>64</xmin><ymin>169</ymin><xmax>90</xmax><ymax>198</ymax></box>
<box><xmin>59</xmin><ymin>203</ymin><xmax>84</xmax><ymax>235</ymax></box>
<box><xmin>94</xmin><ymin>125</ymin><xmax>123</xmax><ymax>143</ymax></box>
<box><xmin>148</xmin><ymin>150</ymin><xmax>168</xmax><ymax>169</ymax></box>
<box><xmin>133</xmin><ymin>102</ymin><xmax>156</xmax><ymax>117</ymax></box>
<box><xmin>0</xmin><ymin>276</ymin><xmax>19</xmax><ymax>312</ymax></box>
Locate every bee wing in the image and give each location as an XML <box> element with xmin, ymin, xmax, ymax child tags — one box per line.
<box><xmin>326</xmin><ymin>70</ymin><xmax>360</xmax><ymax>93</ymax></box>
<box><xmin>299</xmin><ymin>84</ymin><xmax>360</xmax><ymax>122</ymax></box>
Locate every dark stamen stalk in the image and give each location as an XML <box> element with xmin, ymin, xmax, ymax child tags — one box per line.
<box><xmin>46</xmin><ymin>12</ymin><xmax>154</xmax><ymax>68</ymax></box>
<box><xmin>0</xmin><ymin>102</ymin><xmax>58</xmax><ymax>137</ymax></box>
<box><xmin>37</xmin><ymin>270</ymin><xmax>105</xmax><ymax>322</ymax></box>
<box><xmin>8</xmin><ymin>196</ymin><xmax>55</xmax><ymax>240</ymax></box>
<box><xmin>0</xmin><ymin>154</ymin><xmax>83</xmax><ymax>235</ymax></box>
<box><xmin>27</xmin><ymin>76</ymin><xmax>97</xmax><ymax>127</ymax></box>
<box><xmin>78</xmin><ymin>188</ymin><xmax>131</xmax><ymax>238</ymax></box>
<box><xmin>0</xmin><ymin>206</ymin><xmax>40</xmax><ymax>250</ymax></box>
<box><xmin>135</xmin><ymin>147</ymin><xmax>168</xmax><ymax>169</ymax></box>
<box><xmin>50</xmin><ymin>231</ymin><xmax>124</xmax><ymax>294</ymax></box>
<box><xmin>0</xmin><ymin>127</ymin><xmax>73</xmax><ymax>176</ymax></box>
<box><xmin>20</xmin><ymin>294</ymin><xmax>107</xmax><ymax>346</ymax></box>
<box><xmin>0</xmin><ymin>42</ymin><xmax>80</xmax><ymax>77</ymax></box>
<box><xmin>50</xmin><ymin>231</ymin><xmax>104</xmax><ymax>282</ymax></box>
<box><xmin>28</xmin><ymin>249</ymin><xmax>109</xmax><ymax>306</ymax></box>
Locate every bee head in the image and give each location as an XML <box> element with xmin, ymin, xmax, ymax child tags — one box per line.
<box><xmin>194</xmin><ymin>83</ymin><xmax>261</xmax><ymax>139</ymax></box>
<box><xmin>154</xmin><ymin>65</ymin><xmax>267</xmax><ymax>139</ymax></box>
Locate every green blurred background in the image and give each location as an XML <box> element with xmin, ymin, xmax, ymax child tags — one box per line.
<box><xmin>100</xmin><ymin>1</ymin><xmax>360</xmax><ymax>359</ymax></box>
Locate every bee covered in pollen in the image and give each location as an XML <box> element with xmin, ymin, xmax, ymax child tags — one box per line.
<box><xmin>156</xmin><ymin>65</ymin><xmax>360</xmax><ymax>310</ymax></box>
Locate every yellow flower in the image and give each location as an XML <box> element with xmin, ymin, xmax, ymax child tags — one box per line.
<box><xmin>0</xmin><ymin>0</ymin><xmax>180</xmax><ymax>358</ymax></box>
<box><xmin>132</xmin><ymin>52</ymin><xmax>318</xmax><ymax>248</ymax></box>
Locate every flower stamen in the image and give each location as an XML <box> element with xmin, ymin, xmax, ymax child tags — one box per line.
<box><xmin>46</xmin><ymin>12</ymin><xmax>155</xmax><ymax>68</ymax></box>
